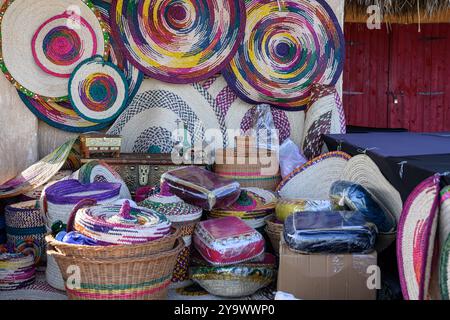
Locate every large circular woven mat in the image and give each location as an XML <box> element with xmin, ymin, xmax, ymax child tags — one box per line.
<box><xmin>222</xmin><ymin>0</ymin><xmax>344</xmax><ymax>110</ymax></box>
<box><xmin>110</xmin><ymin>0</ymin><xmax>246</xmax><ymax>83</ymax></box>
<box><xmin>0</xmin><ymin>0</ymin><xmax>108</xmax><ymax>101</ymax></box>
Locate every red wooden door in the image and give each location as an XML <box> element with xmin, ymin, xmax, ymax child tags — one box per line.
<box><xmin>343</xmin><ymin>23</ymin><xmax>390</xmax><ymax>128</ymax></box>
<box><xmin>389</xmin><ymin>24</ymin><xmax>450</xmax><ymax>131</ymax></box>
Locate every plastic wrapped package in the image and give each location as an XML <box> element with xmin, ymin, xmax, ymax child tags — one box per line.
<box><xmin>279</xmin><ymin>139</ymin><xmax>307</xmax><ymax>178</ymax></box>
<box><xmin>190</xmin><ymin>251</ymin><xmax>276</xmax><ymax>298</ymax></box>
<box><xmin>329</xmin><ymin>181</ymin><xmax>396</xmax><ymax>233</ymax></box>
<box><xmin>283</xmin><ymin>211</ymin><xmax>377</xmax><ymax>254</ymax></box>
<box><xmin>161</xmin><ymin>166</ymin><xmax>241</xmax><ymax>210</ymax></box>
<box><xmin>193</xmin><ymin>216</ymin><xmax>265</xmax><ymax>266</ymax></box>
<box><xmin>244</xmin><ymin>104</ymin><xmax>279</xmax><ymax>152</ymax></box>
<box><xmin>275</xmin><ymin>199</ymin><xmax>333</xmax><ymax>222</ymax></box>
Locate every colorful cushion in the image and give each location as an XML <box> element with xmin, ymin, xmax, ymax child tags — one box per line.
<box><xmin>193</xmin><ymin>216</ymin><xmax>265</xmax><ymax>266</ymax></box>
<box><xmin>397</xmin><ymin>175</ymin><xmax>440</xmax><ymax>300</ymax></box>
<box><xmin>283</xmin><ymin>211</ymin><xmax>377</xmax><ymax>254</ymax></box>
<box><xmin>161</xmin><ymin>167</ymin><xmax>241</xmax><ymax>211</ymax></box>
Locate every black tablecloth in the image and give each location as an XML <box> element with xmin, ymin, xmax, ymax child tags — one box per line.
<box><xmin>324</xmin><ymin>133</ymin><xmax>450</xmax><ymax>202</ymax></box>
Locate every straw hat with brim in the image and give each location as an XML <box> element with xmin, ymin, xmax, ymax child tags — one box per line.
<box><xmin>439</xmin><ymin>186</ymin><xmax>450</xmax><ymax>300</ymax></box>
<box><xmin>0</xmin><ymin>0</ymin><xmax>107</xmax><ymax>101</ymax></box>
<box><xmin>276</xmin><ymin>151</ymin><xmax>351</xmax><ymax>200</ymax></box>
<box><xmin>397</xmin><ymin>175</ymin><xmax>440</xmax><ymax>300</ymax></box>
<box><xmin>69</xmin><ymin>56</ymin><xmax>129</xmax><ymax>123</ymax></box>
<box><xmin>342</xmin><ymin>154</ymin><xmax>403</xmax><ymax>223</ymax></box>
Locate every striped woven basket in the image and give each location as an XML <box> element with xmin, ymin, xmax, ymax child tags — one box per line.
<box><xmin>265</xmin><ymin>217</ymin><xmax>283</xmax><ymax>255</ymax></box>
<box><xmin>47</xmin><ymin>239</ymin><xmax>184</xmax><ymax>300</ymax></box>
<box><xmin>4</xmin><ymin>200</ymin><xmax>46</xmax><ymax>265</ymax></box>
<box><xmin>213</xmin><ymin>148</ymin><xmax>281</xmax><ymax>191</ymax></box>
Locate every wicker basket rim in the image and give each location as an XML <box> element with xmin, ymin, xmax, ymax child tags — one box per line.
<box><xmin>47</xmin><ymin>238</ymin><xmax>184</xmax><ymax>264</ymax></box>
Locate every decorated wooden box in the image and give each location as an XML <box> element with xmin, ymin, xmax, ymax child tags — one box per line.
<box><xmin>81</xmin><ymin>154</ymin><xmax>205</xmax><ymax>197</ymax></box>
<box><xmin>80</xmin><ymin>134</ymin><xmax>122</xmax><ymax>159</ymax></box>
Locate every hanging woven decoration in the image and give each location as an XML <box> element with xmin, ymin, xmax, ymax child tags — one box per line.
<box><xmin>0</xmin><ymin>251</ymin><xmax>36</xmax><ymax>290</ymax></box>
<box><xmin>69</xmin><ymin>55</ymin><xmax>129</xmax><ymax>123</ymax></box>
<box><xmin>0</xmin><ymin>0</ymin><xmax>108</xmax><ymax>101</ymax></box>
<box><xmin>110</xmin><ymin>0</ymin><xmax>246</xmax><ymax>83</ymax></box>
<box><xmin>73</xmin><ymin>200</ymin><xmax>172</xmax><ymax>245</ymax></box>
<box><xmin>93</xmin><ymin>0</ymin><xmax>143</xmax><ymax>101</ymax></box>
<box><xmin>75</xmin><ymin>160</ymin><xmax>132</xmax><ymax>200</ymax></box>
<box><xmin>222</xmin><ymin>0</ymin><xmax>345</xmax><ymax>110</ymax></box>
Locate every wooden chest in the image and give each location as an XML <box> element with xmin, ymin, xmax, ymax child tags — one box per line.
<box><xmin>79</xmin><ymin>133</ymin><xmax>122</xmax><ymax>159</ymax></box>
<box><xmin>81</xmin><ymin>154</ymin><xmax>206</xmax><ymax>196</ymax></box>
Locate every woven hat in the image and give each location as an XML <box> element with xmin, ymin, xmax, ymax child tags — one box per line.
<box><xmin>276</xmin><ymin>151</ymin><xmax>351</xmax><ymax>200</ymax></box>
<box><xmin>0</xmin><ymin>0</ymin><xmax>108</xmax><ymax>101</ymax></box>
<box><xmin>139</xmin><ymin>183</ymin><xmax>202</xmax><ymax>224</ymax></box>
<box><xmin>107</xmin><ymin>78</ymin><xmax>226</xmax><ymax>152</ymax></box>
<box><xmin>4</xmin><ymin>201</ymin><xmax>46</xmax><ymax>265</ymax></box>
<box><xmin>110</xmin><ymin>0</ymin><xmax>245</xmax><ymax>83</ymax></box>
<box><xmin>93</xmin><ymin>0</ymin><xmax>143</xmax><ymax>101</ymax></box>
<box><xmin>74</xmin><ymin>200</ymin><xmax>172</xmax><ymax>245</ymax></box>
<box><xmin>75</xmin><ymin>160</ymin><xmax>131</xmax><ymax>200</ymax></box>
<box><xmin>342</xmin><ymin>154</ymin><xmax>403</xmax><ymax>223</ymax></box>
<box><xmin>439</xmin><ymin>186</ymin><xmax>450</xmax><ymax>300</ymax></box>
<box><xmin>18</xmin><ymin>92</ymin><xmax>109</xmax><ymax>133</ymax></box>
<box><xmin>69</xmin><ymin>55</ymin><xmax>129</xmax><ymax>123</ymax></box>
<box><xmin>222</xmin><ymin>0</ymin><xmax>344</xmax><ymax>110</ymax></box>
<box><xmin>0</xmin><ymin>138</ymin><xmax>77</xmax><ymax>199</ymax></box>
<box><xmin>397</xmin><ymin>175</ymin><xmax>440</xmax><ymax>300</ymax></box>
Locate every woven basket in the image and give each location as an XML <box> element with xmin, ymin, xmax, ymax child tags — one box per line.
<box><xmin>265</xmin><ymin>216</ymin><xmax>283</xmax><ymax>234</ymax></box>
<box><xmin>47</xmin><ymin>239</ymin><xmax>184</xmax><ymax>300</ymax></box>
<box><xmin>265</xmin><ymin>227</ymin><xmax>281</xmax><ymax>256</ymax></box>
<box><xmin>214</xmin><ymin>143</ymin><xmax>281</xmax><ymax>191</ymax></box>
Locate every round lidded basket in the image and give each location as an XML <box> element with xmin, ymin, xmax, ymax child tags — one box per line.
<box><xmin>47</xmin><ymin>239</ymin><xmax>184</xmax><ymax>300</ymax></box>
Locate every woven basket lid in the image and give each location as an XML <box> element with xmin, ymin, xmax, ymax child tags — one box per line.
<box><xmin>140</xmin><ymin>182</ymin><xmax>202</xmax><ymax>223</ymax></box>
<box><xmin>0</xmin><ymin>0</ymin><xmax>108</xmax><ymax>101</ymax></box>
<box><xmin>74</xmin><ymin>199</ymin><xmax>172</xmax><ymax>245</ymax></box>
<box><xmin>69</xmin><ymin>55</ymin><xmax>129</xmax><ymax>123</ymax></box>
<box><xmin>211</xmin><ymin>187</ymin><xmax>277</xmax><ymax>216</ymax></box>
<box><xmin>276</xmin><ymin>151</ymin><xmax>351</xmax><ymax>200</ymax></box>
<box><xmin>397</xmin><ymin>175</ymin><xmax>440</xmax><ymax>300</ymax></box>
<box><xmin>110</xmin><ymin>0</ymin><xmax>246</xmax><ymax>83</ymax></box>
<box><xmin>222</xmin><ymin>0</ymin><xmax>344</xmax><ymax>111</ymax></box>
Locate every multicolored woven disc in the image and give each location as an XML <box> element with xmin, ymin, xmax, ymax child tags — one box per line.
<box><xmin>69</xmin><ymin>55</ymin><xmax>129</xmax><ymax>123</ymax></box>
<box><xmin>110</xmin><ymin>0</ymin><xmax>246</xmax><ymax>83</ymax></box>
<box><xmin>93</xmin><ymin>0</ymin><xmax>143</xmax><ymax>101</ymax></box>
<box><xmin>222</xmin><ymin>0</ymin><xmax>345</xmax><ymax>110</ymax></box>
<box><xmin>0</xmin><ymin>0</ymin><xmax>108</xmax><ymax>101</ymax></box>
<box><xmin>18</xmin><ymin>92</ymin><xmax>109</xmax><ymax>132</ymax></box>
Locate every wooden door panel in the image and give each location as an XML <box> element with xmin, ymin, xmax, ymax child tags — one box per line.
<box><xmin>343</xmin><ymin>23</ymin><xmax>390</xmax><ymax>128</ymax></box>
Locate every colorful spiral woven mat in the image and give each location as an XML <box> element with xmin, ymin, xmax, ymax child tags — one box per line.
<box><xmin>73</xmin><ymin>200</ymin><xmax>172</xmax><ymax>245</ymax></box>
<box><xmin>93</xmin><ymin>0</ymin><xmax>143</xmax><ymax>100</ymax></box>
<box><xmin>0</xmin><ymin>0</ymin><xmax>108</xmax><ymax>101</ymax></box>
<box><xmin>222</xmin><ymin>0</ymin><xmax>344</xmax><ymax>110</ymax></box>
<box><xmin>0</xmin><ymin>250</ymin><xmax>36</xmax><ymax>291</ymax></box>
<box><xmin>5</xmin><ymin>201</ymin><xmax>46</xmax><ymax>265</ymax></box>
<box><xmin>110</xmin><ymin>0</ymin><xmax>246</xmax><ymax>83</ymax></box>
<box><xmin>76</xmin><ymin>160</ymin><xmax>131</xmax><ymax>199</ymax></box>
<box><xmin>0</xmin><ymin>139</ymin><xmax>77</xmax><ymax>199</ymax></box>
<box><xmin>69</xmin><ymin>55</ymin><xmax>129</xmax><ymax>123</ymax></box>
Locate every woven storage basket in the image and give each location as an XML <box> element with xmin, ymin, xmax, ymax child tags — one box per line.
<box><xmin>265</xmin><ymin>216</ymin><xmax>283</xmax><ymax>234</ymax></box>
<box><xmin>265</xmin><ymin>227</ymin><xmax>281</xmax><ymax>256</ymax></box>
<box><xmin>47</xmin><ymin>239</ymin><xmax>184</xmax><ymax>300</ymax></box>
<box><xmin>214</xmin><ymin>148</ymin><xmax>281</xmax><ymax>191</ymax></box>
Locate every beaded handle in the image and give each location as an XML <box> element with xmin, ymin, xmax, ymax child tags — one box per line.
<box><xmin>66</xmin><ymin>199</ymin><xmax>97</xmax><ymax>232</ymax></box>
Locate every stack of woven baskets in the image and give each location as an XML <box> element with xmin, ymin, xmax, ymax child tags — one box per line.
<box><xmin>213</xmin><ymin>136</ymin><xmax>281</xmax><ymax>192</ymax></box>
<box><xmin>46</xmin><ymin>199</ymin><xmax>183</xmax><ymax>300</ymax></box>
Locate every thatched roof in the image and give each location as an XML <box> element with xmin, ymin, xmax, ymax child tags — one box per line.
<box><xmin>345</xmin><ymin>0</ymin><xmax>450</xmax><ymax>23</ymax></box>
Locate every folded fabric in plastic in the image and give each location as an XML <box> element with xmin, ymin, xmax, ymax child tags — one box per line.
<box><xmin>161</xmin><ymin>166</ymin><xmax>241</xmax><ymax>210</ymax></box>
<box><xmin>329</xmin><ymin>181</ymin><xmax>396</xmax><ymax>233</ymax></box>
<box><xmin>193</xmin><ymin>216</ymin><xmax>265</xmax><ymax>266</ymax></box>
<box><xmin>283</xmin><ymin>211</ymin><xmax>377</xmax><ymax>254</ymax></box>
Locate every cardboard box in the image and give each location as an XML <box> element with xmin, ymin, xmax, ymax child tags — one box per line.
<box><xmin>277</xmin><ymin>240</ymin><xmax>378</xmax><ymax>300</ymax></box>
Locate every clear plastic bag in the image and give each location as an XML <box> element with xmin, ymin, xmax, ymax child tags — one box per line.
<box><xmin>279</xmin><ymin>138</ymin><xmax>307</xmax><ymax>178</ymax></box>
<box><xmin>244</xmin><ymin>104</ymin><xmax>279</xmax><ymax>152</ymax></box>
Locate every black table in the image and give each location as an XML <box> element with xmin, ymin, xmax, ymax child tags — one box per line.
<box><xmin>324</xmin><ymin>132</ymin><xmax>450</xmax><ymax>202</ymax></box>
